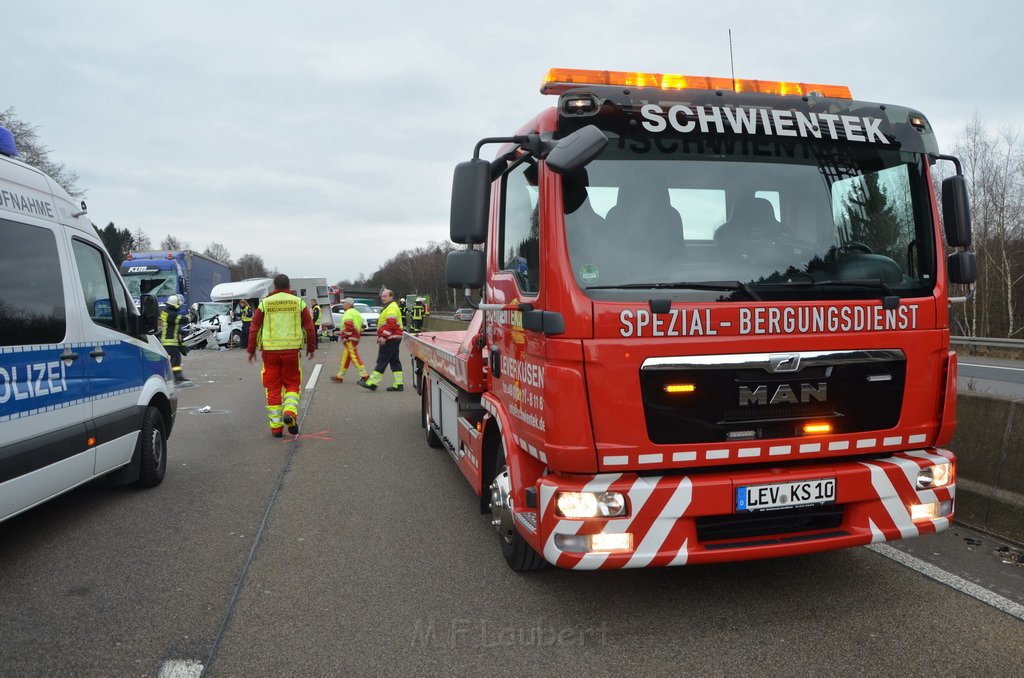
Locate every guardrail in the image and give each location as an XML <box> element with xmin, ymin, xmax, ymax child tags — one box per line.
<box><xmin>951</xmin><ymin>336</ymin><xmax>1024</xmax><ymax>350</ymax></box>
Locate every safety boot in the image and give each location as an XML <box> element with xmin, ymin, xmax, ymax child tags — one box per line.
<box><xmin>386</xmin><ymin>384</ymin><xmax>404</xmax><ymax>392</ymax></box>
<box><xmin>283</xmin><ymin>413</ymin><xmax>299</xmax><ymax>435</ymax></box>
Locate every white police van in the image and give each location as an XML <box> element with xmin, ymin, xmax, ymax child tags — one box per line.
<box><xmin>0</xmin><ymin>126</ymin><xmax>176</xmax><ymax>524</ymax></box>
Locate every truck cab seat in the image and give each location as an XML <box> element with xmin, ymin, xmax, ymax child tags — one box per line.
<box><xmin>713</xmin><ymin>196</ymin><xmax>783</xmax><ymax>259</ymax></box>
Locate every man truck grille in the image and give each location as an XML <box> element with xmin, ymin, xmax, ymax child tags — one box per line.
<box><xmin>640</xmin><ymin>349</ymin><xmax>906</xmax><ymax>444</ymax></box>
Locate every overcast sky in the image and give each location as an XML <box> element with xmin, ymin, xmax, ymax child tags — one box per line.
<box><xmin>6</xmin><ymin>1</ymin><xmax>1021</xmax><ymax>284</ymax></box>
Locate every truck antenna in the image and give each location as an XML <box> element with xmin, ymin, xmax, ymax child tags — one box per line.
<box><xmin>729</xmin><ymin>29</ymin><xmax>736</xmax><ymax>92</ymax></box>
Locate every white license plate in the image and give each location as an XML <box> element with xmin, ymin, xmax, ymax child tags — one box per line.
<box><xmin>736</xmin><ymin>478</ymin><xmax>836</xmax><ymax>512</ymax></box>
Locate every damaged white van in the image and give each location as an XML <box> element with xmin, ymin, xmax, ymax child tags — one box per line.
<box><xmin>0</xmin><ymin>126</ymin><xmax>176</xmax><ymax>524</ymax></box>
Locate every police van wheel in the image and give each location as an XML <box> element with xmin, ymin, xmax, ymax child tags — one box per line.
<box><xmin>137</xmin><ymin>407</ymin><xmax>167</xmax><ymax>487</ymax></box>
<box><xmin>491</xmin><ymin>442</ymin><xmax>546</xmax><ymax>572</ymax></box>
<box><xmin>422</xmin><ymin>387</ymin><xmax>442</xmax><ymax>449</ymax></box>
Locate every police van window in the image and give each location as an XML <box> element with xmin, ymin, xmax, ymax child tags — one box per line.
<box><xmin>500</xmin><ymin>161</ymin><xmax>540</xmax><ymax>295</ymax></box>
<box><xmin>0</xmin><ymin>219</ymin><xmax>67</xmax><ymax>346</ymax></box>
<box><xmin>71</xmin><ymin>239</ymin><xmax>130</xmax><ymax>334</ymax></box>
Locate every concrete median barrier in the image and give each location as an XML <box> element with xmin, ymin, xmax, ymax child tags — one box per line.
<box><xmin>952</xmin><ymin>392</ymin><xmax>1024</xmax><ymax>544</ymax></box>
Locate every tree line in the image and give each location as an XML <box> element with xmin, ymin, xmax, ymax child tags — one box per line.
<box><xmin>949</xmin><ymin>115</ymin><xmax>1024</xmax><ymax>338</ymax></box>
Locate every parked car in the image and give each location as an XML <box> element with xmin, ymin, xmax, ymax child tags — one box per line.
<box><xmin>453</xmin><ymin>307</ymin><xmax>474</xmax><ymax>321</ymax></box>
<box><xmin>331</xmin><ymin>302</ymin><xmax>380</xmax><ymax>333</ymax></box>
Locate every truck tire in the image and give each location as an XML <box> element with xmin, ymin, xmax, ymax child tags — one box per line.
<box><xmin>491</xmin><ymin>441</ymin><xmax>546</xmax><ymax>571</ymax></box>
<box><xmin>137</xmin><ymin>407</ymin><xmax>167</xmax><ymax>487</ymax></box>
<box><xmin>422</xmin><ymin>386</ymin><xmax>443</xmax><ymax>449</ymax></box>
<box><xmin>229</xmin><ymin>330</ymin><xmax>243</xmax><ymax>348</ymax></box>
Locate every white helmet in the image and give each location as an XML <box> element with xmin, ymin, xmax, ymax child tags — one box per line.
<box><xmin>166</xmin><ymin>295</ymin><xmax>181</xmax><ymax>308</ymax></box>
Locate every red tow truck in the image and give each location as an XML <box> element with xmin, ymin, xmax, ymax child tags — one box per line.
<box><xmin>405</xmin><ymin>68</ymin><xmax>976</xmax><ymax>571</ymax></box>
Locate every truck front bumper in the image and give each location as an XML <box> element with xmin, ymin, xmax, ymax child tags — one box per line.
<box><xmin>530</xmin><ymin>449</ymin><xmax>954</xmax><ymax>570</ymax></box>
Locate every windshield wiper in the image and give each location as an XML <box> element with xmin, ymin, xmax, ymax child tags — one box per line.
<box><xmin>587</xmin><ymin>280</ymin><xmax>762</xmax><ymax>300</ymax></box>
<box><xmin>755</xmin><ymin>278</ymin><xmax>900</xmax><ymax>308</ymax></box>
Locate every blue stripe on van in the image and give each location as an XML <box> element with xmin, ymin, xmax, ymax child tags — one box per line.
<box><xmin>0</xmin><ymin>341</ymin><xmax>169</xmax><ymax>422</ymax></box>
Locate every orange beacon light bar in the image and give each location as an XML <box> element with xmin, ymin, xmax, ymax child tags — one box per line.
<box><xmin>541</xmin><ymin>68</ymin><xmax>852</xmax><ymax>100</ymax></box>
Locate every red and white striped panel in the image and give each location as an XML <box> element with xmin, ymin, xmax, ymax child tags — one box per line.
<box><xmin>537</xmin><ymin>449</ymin><xmax>955</xmax><ymax>570</ymax></box>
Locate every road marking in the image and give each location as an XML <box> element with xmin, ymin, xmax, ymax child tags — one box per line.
<box><xmin>278</xmin><ymin>430</ymin><xmax>332</xmax><ymax>442</ymax></box>
<box><xmin>867</xmin><ymin>543</ymin><xmax>1024</xmax><ymax>622</ymax></box>
<box><xmin>158</xmin><ymin>660</ymin><xmax>203</xmax><ymax>677</ymax></box>
<box><xmin>959</xmin><ymin>362</ymin><xmax>1024</xmax><ymax>372</ymax></box>
<box><xmin>306</xmin><ymin>363</ymin><xmax>322</xmax><ymax>390</ymax></box>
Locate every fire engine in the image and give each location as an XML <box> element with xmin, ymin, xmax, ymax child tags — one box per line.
<box><xmin>405</xmin><ymin>68</ymin><xmax>976</xmax><ymax>571</ymax></box>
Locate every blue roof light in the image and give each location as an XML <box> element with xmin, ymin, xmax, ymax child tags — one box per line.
<box><xmin>0</xmin><ymin>126</ymin><xmax>18</xmax><ymax>157</ymax></box>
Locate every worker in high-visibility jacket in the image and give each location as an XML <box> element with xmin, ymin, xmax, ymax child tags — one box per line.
<box><xmin>247</xmin><ymin>274</ymin><xmax>317</xmax><ymax>437</ymax></box>
<box><xmin>358</xmin><ymin>288</ymin><xmax>404</xmax><ymax>391</ymax></box>
<box><xmin>309</xmin><ymin>298</ymin><xmax>323</xmax><ymax>344</ymax></box>
<box><xmin>410</xmin><ymin>296</ymin><xmax>427</xmax><ymax>332</ymax></box>
<box><xmin>331</xmin><ymin>297</ymin><xmax>368</xmax><ymax>383</ymax></box>
<box><xmin>160</xmin><ymin>294</ymin><xmax>188</xmax><ymax>383</ymax></box>
<box><xmin>239</xmin><ymin>298</ymin><xmax>254</xmax><ymax>347</ymax></box>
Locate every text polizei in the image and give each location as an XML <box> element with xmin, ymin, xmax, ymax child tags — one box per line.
<box><xmin>0</xmin><ymin>360</ymin><xmax>68</xmax><ymax>404</ymax></box>
<box><xmin>639</xmin><ymin>104</ymin><xmax>890</xmax><ymax>144</ymax></box>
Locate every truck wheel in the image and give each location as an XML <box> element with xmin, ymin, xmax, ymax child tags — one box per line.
<box><xmin>137</xmin><ymin>407</ymin><xmax>167</xmax><ymax>487</ymax></box>
<box><xmin>422</xmin><ymin>386</ymin><xmax>442</xmax><ymax>448</ymax></box>
<box><xmin>490</xmin><ymin>441</ymin><xmax>545</xmax><ymax>571</ymax></box>
<box><xmin>229</xmin><ymin>330</ymin><xmax>243</xmax><ymax>348</ymax></box>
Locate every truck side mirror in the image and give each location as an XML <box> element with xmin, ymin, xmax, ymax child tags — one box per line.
<box><xmin>941</xmin><ymin>174</ymin><xmax>972</xmax><ymax>248</ymax></box>
<box><xmin>446</xmin><ymin>249</ymin><xmax>486</xmax><ymax>289</ymax></box>
<box><xmin>450</xmin><ymin>159</ymin><xmax>491</xmax><ymax>244</ymax></box>
<box><xmin>139</xmin><ymin>294</ymin><xmax>160</xmax><ymax>335</ymax></box>
<box><xmin>545</xmin><ymin>125</ymin><xmax>608</xmax><ymax>175</ymax></box>
<box><xmin>947</xmin><ymin>251</ymin><xmax>976</xmax><ymax>285</ymax></box>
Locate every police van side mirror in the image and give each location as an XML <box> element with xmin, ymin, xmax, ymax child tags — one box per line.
<box><xmin>450</xmin><ymin>159</ymin><xmax>491</xmax><ymax>245</ymax></box>
<box><xmin>139</xmin><ymin>294</ymin><xmax>160</xmax><ymax>334</ymax></box>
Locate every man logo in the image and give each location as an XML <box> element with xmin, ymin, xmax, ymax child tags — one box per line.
<box><xmin>739</xmin><ymin>383</ymin><xmax>828</xmax><ymax>406</ymax></box>
<box><xmin>768</xmin><ymin>353</ymin><xmax>801</xmax><ymax>373</ymax></box>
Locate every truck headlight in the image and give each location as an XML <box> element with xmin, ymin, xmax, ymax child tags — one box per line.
<box><xmin>916</xmin><ymin>462</ymin><xmax>952</xmax><ymax>489</ymax></box>
<box><xmin>555</xmin><ymin>491</ymin><xmax>627</xmax><ymax>518</ymax></box>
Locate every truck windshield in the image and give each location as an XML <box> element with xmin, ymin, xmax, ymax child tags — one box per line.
<box><xmin>563</xmin><ymin>136</ymin><xmax>936</xmax><ymax>302</ymax></box>
<box><xmin>122</xmin><ymin>269</ymin><xmax>178</xmax><ymax>298</ymax></box>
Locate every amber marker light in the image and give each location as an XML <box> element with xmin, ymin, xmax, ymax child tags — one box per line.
<box><xmin>664</xmin><ymin>384</ymin><xmax>696</xmax><ymax>394</ymax></box>
<box><xmin>87</xmin><ymin>437</ymin><xmax>96</xmax><ymax>446</ymax></box>
<box><xmin>803</xmin><ymin>422</ymin><xmax>832</xmax><ymax>435</ymax></box>
<box><xmin>541</xmin><ymin>67</ymin><xmax>852</xmax><ymax>99</ymax></box>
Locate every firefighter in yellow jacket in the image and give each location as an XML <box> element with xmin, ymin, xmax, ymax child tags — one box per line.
<box><xmin>160</xmin><ymin>295</ymin><xmax>188</xmax><ymax>383</ymax></box>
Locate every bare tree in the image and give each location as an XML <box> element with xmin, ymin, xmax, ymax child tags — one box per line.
<box><xmin>203</xmin><ymin>242</ymin><xmax>233</xmax><ymax>265</ymax></box>
<box><xmin>133</xmin><ymin>228</ymin><xmax>152</xmax><ymax>251</ymax></box>
<box><xmin>231</xmin><ymin>253</ymin><xmax>269</xmax><ymax>280</ymax></box>
<box><xmin>0</xmin><ymin>107</ymin><xmax>84</xmax><ymax>198</ymax></box>
<box><xmin>953</xmin><ymin>114</ymin><xmax>1024</xmax><ymax>337</ymax></box>
<box><xmin>160</xmin><ymin>234</ymin><xmax>190</xmax><ymax>250</ymax></box>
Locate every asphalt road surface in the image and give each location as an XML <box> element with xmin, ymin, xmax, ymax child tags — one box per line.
<box><xmin>1</xmin><ymin>342</ymin><xmax>1022</xmax><ymax>677</ymax></box>
<box><xmin>958</xmin><ymin>355</ymin><xmax>1024</xmax><ymax>399</ymax></box>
